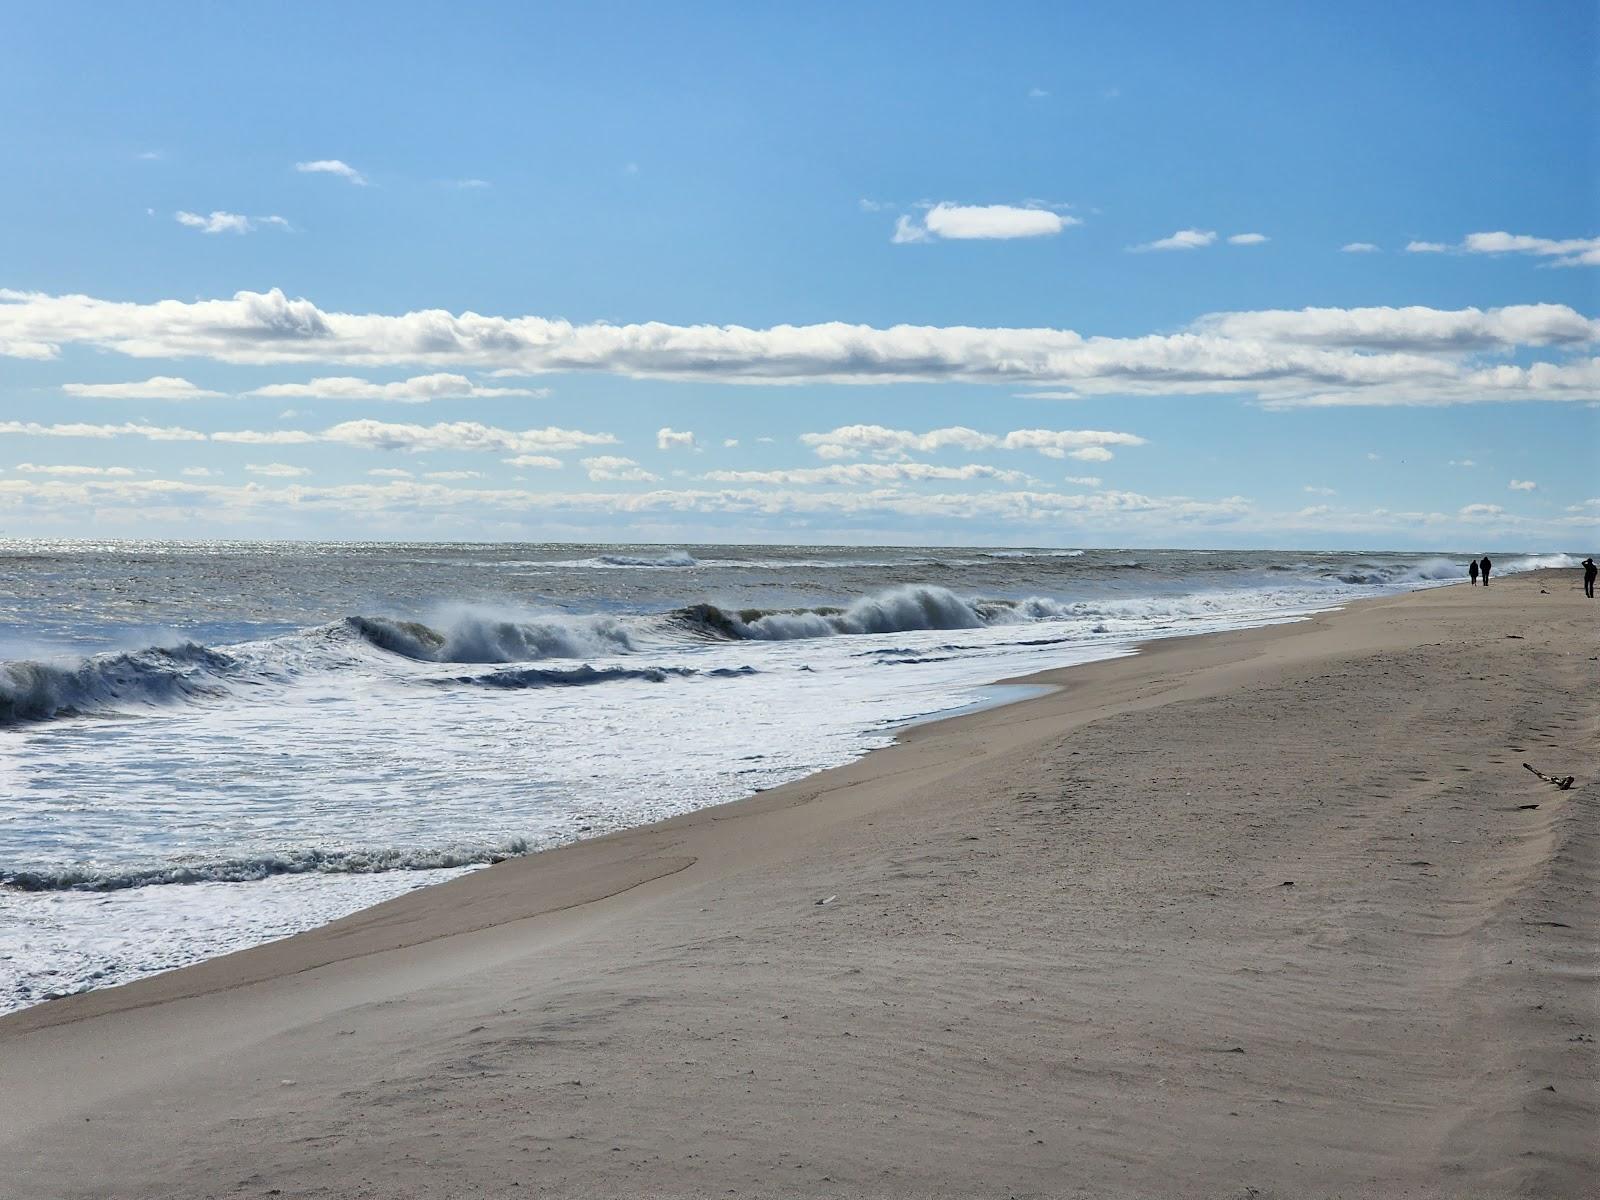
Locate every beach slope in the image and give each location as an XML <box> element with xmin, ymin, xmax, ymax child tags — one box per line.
<box><xmin>1</xmin><ymin>571</ymin><xmax>1594</xmax><ymax>1198</ymax></box>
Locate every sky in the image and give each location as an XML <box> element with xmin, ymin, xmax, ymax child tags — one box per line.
<box><xmin>0</xmin><ymin>1</ymin><xmax>1595</xmax><ymax>549</ymax></box>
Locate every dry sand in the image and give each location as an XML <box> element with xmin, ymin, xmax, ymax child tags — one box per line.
<box><xmin>1</xmin><ymin>570</ymin><xmax>1594</xmax><ymax>1199</ymax></box>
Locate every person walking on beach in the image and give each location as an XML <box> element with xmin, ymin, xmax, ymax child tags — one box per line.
<box><xmin>1583</xmin><ymin>557</ymin><xmax>1597</xmax><ymax>598</ymax></box>
<box><xmin>1479</xmin><ymin>556</ymin><xmax>1492</xmax><ymax>587</ymax></box>
<box><xmin>1469</xmin><ymin>559</ymin><xmax>1479</xmax><ymax>586</ymax></box>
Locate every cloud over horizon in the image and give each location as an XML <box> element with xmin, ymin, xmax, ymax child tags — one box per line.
<box><xmin>3</xmin><ymin>288</ymin><xmax>1593</xmax><ymax>409</ymax></box>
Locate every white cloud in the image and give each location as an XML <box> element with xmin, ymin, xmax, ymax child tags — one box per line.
<box><xmin>1508</xmin><ymin>479</ymin><xmax>1537</xmax><ymax>491</ymax></box>
<box><xmin>800</xmin><ymin>424</ymin><xmax>1145</xmax><ymax>462</ymax></box>
<box><xmin>294</xmin><ymin>159</ymin><xmax>367</xmax><ymax>186</ymax></box>
<box><xmin>14</xmin><ymin>463</ymin><xmax>137</xmax><ymax>477</ymax></box>
<box><xmin>1027</xmin><ymin>86</ymin><xmax>1049</xmax><ymax>99</ymax></box>
<box><xmin>1227</xmin><ymin>233</ymin><xmax>1269</xmax><ymax>245</ymax></box>
<box><xmin>0</xmin><ymin>420</ymin><xmax>207</xmax><ymax>442</ymax></box>
<box><xmin>247</xmin><ymin>463</ymin><xmax>310</xmax><ymax>478</ymax></box>
<box><xmin>1133</xmin><ymin>229</ymin><xmax>1217</xmax><ymax>252</ymax></box>
<box><xmin>1303</xmin><ymin>485</ymin><xmax>1336</xmax><ymax>496</ymax></box>
<box><xmin>1341</xmin><ymin>242</ymin><xmax>1380</xmax><ymax>254</ymax></box>
<box><xmin>1405</xmin><ymin>232</ymin><xmax>1600</xmax><ymax>268</ymax></box>
<box><xmin>180</xmin><ymin>466</ymin><xmax>219</xmax><ymax>477</ymax></box>
<box><xmin>3</xmin><ymin>288</ymin><xmax>1594</xmax><ymax>408</ymax></box>
<box><xmin>0</xmin><ymin>416</ymin><xmax>612</xmax><ymax>457</ymax></box>
<box><xmin>582</xmin><ymin>455</ymin><xmax>659</xmax><ymax>482</ymax></box>
<box><xmin>1460</xmin><ymin>503</ymin><xmax>1505</xmax><ymax>518</ymax></box>
<box><xmin>722</xmin><ymin>438</ymin><xmax>740</xmax><ymax>448</ymax></box>
<box><xmin>1448</xmin><ymin>459</ymin><xmax>1477</xmax><ymax>467</ymax></box>
<box><xmin>657</xmin><ymin>427</ymin><xmax>698</xmax><ymax>451</ymax></box>
<box><xmin>248</xmin><ymin>373</ymin><xmax>547</xmax><ymax>403</ymax></box>
<box><xmin>424</xmin><ymin>470</ymin><xmax>484</xmax><ymax>481</ymax></box>
<box><xmin>175</xmin><ymin>211</ymin><xmax>290</xmax><ymax>235</ymax></box>
<box><xmin>502</xmin><ymin>454</ymin><xmax>564</xmax><ymax>470</ymax></box>
<box><xmin>449</xmin><ymin>179</ymin><xmax>491</xmax><ymax>190</ymax></box>
<box><xmin>63</xmin><ymin>375</ymin><xmax>225</xmax><ymax>400</ymax></box>
<box><xmin>699</xmin><ymin>462</ymin><xmax>1040</xmax><ymax>487</ymax></box>
<box><xmin>367</xmin><ymin>468</ymin><xmax>413</xmax><ymax>478</ymax></box>
<box><xmin>894</xmin><ymin>203</ymin><xmax>1078</xmax><ymax>243</ymax></box>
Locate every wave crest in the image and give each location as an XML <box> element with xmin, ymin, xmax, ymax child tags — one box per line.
<box><xmin>0</xmin><ymin>643</ymin><xmax>239</xmax><ymax>727</ymax></box>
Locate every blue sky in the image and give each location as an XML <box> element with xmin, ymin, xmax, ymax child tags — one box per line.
<box><xmin>0</xmin><ymin>0</ymin><xmax>1595</xmax><ymax>547</ymax></box>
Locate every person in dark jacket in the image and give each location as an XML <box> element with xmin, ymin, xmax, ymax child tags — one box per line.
<box><xmin>1583</xmin><ymin>557</ymin><xmax>1597</xmax><ymax>599</ymax></box>
<box><xmin>1469</xmin><ymin>559</ymin><xmax>1479</xmax><ymax>586</ymax></box>
<box><xmin>1479</xmin><ymin>556</ymin><xmax>1492</xmax><ymax>586</ymax></box>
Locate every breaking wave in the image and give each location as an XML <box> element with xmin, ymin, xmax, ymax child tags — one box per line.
<box><xmin>2</xmin><ymin>839</ymin><xmax>533</xmax><ymax>892</ymax></box>
<box><xmin>0</xmin><ymin>643</ymin><xmax>242</xmax><ymax>726</ymax></box>
<box><xmin>345</xmin><ymin>610</ymin><xmax>637</xmax><ymax>663</ymax></box>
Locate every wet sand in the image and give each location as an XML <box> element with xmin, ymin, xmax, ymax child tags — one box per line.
<box><xmin>1</xmin><ymin>569</ymin><xmax>1594</xmax><ymax>1199</ymax></box>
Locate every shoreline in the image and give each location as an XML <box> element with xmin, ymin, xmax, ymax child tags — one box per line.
<box><xmin>1</xmin><ymin>570</ymin><xmax>1593</xmax><ymax>1197</ymax></box>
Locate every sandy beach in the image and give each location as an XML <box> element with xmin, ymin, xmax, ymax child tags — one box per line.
<box><xmin>1</xmin><ymin>569</ymin><xmax>1593</xmax><ymax>1199</ymax></box>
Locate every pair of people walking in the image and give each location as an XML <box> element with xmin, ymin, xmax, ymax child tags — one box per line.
<box><xmin>1468</xmin><ymin>556</ymin><xmax>1492</xmax><ymax>586</ymax></box>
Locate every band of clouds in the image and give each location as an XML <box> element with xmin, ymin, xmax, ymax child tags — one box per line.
<box><xmin>799</xmin><ymin>424</ymin><xmax>1144</xmax><ymax>462</ymax></box>
<box><xmin>2</xmin><ymin>288</ymin><xmax>1593</xmax><ymax>407</ymax></box>
<box><xmin>59</xmin><ymin>373</ymin><xmax>549</xmax><ymax>403</ymax></box>
<box><xmin>0</xmin><ymin>418</ymin><xmax>617</xmax><ymax>456</ymax></box>
<box><xmin>2</xmin><ymin>475</ymin><xmax>1581</xmax><ymax>539</ymax></box>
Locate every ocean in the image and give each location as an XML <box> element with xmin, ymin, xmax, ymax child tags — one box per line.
<box><xmin>0</xmin><ymin>541</ymin><xmax>1576</xmax><ymax>1012</ymax></box>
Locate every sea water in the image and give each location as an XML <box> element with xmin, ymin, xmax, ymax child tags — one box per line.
<box><xmin>0</xmin><ymin>542</ymin><xmax>1576</xmax><ymax>1011</ymax></box>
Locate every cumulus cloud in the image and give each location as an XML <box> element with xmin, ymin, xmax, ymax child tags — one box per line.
<box><xmin>1405</xmin><ymin>241</ymin><xmax>1449</xmax><ymax>254</ymax></box>
<box><xmin>1341</xmin><ymin>242</ymin><xmax>1380</xmax><ymax>254</ymax></box>
<box><xmin>367</xmin><ymin>468</ymin><xmax>413</xmax><ymax>478</ymax></box>
<box><xmin>248</xmin><ymin>373</ymin><xmax>548</xmax><ymax>403</ymax></box>
<box><xmin>175</xmin><ymin>211</ymin><xmax>290</xmax><ymax>235</ymax></box>
<box><xmin>1133</xmin><ymin>229</ymin><xmax>1217</xmax><ymax>252</ymax></box>
<box><xmin>423</xmin><ymin>470</ymin><xmax>484</xmax><ymax>481</ymax></box>
<box><xmin>2</xmin><ymin>288</ymin><xmax>1594</xmax><ymax>408</ymax></box>
<box><xmin>1508</xmin><ymin>479</ymin><xmax>1537</xmax><ymax>491</ymax></box>
<box><xmin>582</xmin><ymin>455</ymin><xmax>659</xmax><ymax>482</ymax></box>
<box><xmin>893</xmin><ymin>203</ymin><xmax>1078</xmax><ymax>243</ymax></box>
<box><xmin>656</xmin><ymin>427</ymin><xmax>698</xmax><ymax>451</ymax></box>
<box><xmin>246</xmin><ymin>463</ymin><xmax>310</xmax><ymax>477</ymax></box>
<box><xmin>180</xmin><ymin>466</ymin><xmax>219</xmax><ymax>477</ymax></box>
<box><xmin>800</xmin><ymin>424</ymin><xmax>1146</xmax><ymax>462</ymax></box>
<box><xmin>1459</xmin><ymin>503</ymin><xmax>1505</xmax><ymax>517</ymax></box>
<box><xmin>63</xmin><ymin>375</ymin><xmax>225</xmax><ymax>400</ymax></box>
<box><xmin>15</xmin><ymin>463</ymin><xmax>137</xmax><ymax>477</ymax></box>
<box><xmin>1303</xmin><ymin>485</ymin><xmax>1336</xmax><ymax>496</ymax></box>
<box><xmin>1227</xmin><ymin>233</ymin><xmax>1269</xmax><ymax>245</ymax></box>
<box><xmin>294</xmin><ymin>159</ymin><xmax>367</xmax><ymax>185</ymax></box>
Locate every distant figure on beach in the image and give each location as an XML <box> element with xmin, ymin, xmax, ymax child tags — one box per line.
<box><xmin>1469</xmin><ymin>559</ymin><xmax>1479</xmax><ymax>586</ymax></box>
<box><xmin>1583</xmin><ymin>557</ymin><xmax>1597</xmax><ymax>598</ymax></box>
<box><xmin>1479</xmin><ymin>556</ymin><xmax>1492</xmax><ymax>587</ymax></box>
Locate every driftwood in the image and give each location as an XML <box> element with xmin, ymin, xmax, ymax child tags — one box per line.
<box><xmin>1523</xmin><ymin>763</ymin><xmax>1575</xmax><ymax>790</ymax></box>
